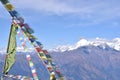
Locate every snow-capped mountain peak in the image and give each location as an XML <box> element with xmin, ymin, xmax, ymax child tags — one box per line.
<box><xmin>76</xmin><ymin>39</ymin><xmax>89</xmax><ymax>47</ymax></box>
<box><xmin>52</xmin><ymin>38</ymin><xmax>120</xmax><ymax>52</ymax></box>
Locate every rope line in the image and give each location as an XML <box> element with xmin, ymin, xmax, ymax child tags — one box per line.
<box><xmin>16</xmin><ymin>26</ymin><xmax>39</xmax><ymax>80</ymax></box>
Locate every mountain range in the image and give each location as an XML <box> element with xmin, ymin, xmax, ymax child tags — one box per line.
<box><xmin>0</xmin><ymin>38</ymin><xmax>120</xmax><ymax>80</ymax></box>
<box><xmin>52</xmin><ymin>38</ymin><xmax>120</xmax><ymax>52</ymax></box>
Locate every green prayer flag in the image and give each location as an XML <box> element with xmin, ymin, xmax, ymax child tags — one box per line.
<box><xmin>3</xmin><ymin>24</ymin><xmax>17</xmax><ymax>74</ymax></box>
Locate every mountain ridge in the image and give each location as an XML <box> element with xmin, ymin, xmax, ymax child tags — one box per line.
<box><xmin>0</xmin><ymin>43</ymin><xmax>120</xmax><ymax>80</ymax></box>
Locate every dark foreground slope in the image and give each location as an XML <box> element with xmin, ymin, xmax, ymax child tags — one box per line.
<box><xmin>0</xmin><ymin>45</ymin><xmax>120</xmax><ymax>80</ymax></box>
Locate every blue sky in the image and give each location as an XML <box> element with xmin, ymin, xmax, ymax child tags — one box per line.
<box><xmin>0</xmin><ymin>0</ymin><xmax>120</xmax><ymax>49</ymax></box>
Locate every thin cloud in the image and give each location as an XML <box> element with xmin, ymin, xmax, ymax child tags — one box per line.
<box><xmin>6</xmin><ymin>0</ymin><xmax>120</xmax><ymax>18</ymax></box>
<box><xmin>2</xmin><ymin>0</ymin><xmax>120</xmax><ymax>27</ymax></box>
<box><xmin>10</xmin><ymin>0</ymin><xmax>79</xmax><ymax>15</ymax></box>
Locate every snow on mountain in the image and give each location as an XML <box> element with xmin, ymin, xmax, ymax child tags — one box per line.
<box><xmin>1</xmin><ymin>38</ymin><xmax>120</xmax><ymax>53</ymax></box>
<box><xmin>0</xmin><ymin>47</ymin><xmax>35</xmax><ymax>53</ymax></box>
<box><xmin>16</xmin><ymin>47</ymin><xmax>35</xmax><ymax>52</ymax></box>
<box><xmin>52</xmin><ymin>38</ymin><xmax>120</xmax><ymax>52</ymax></box>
